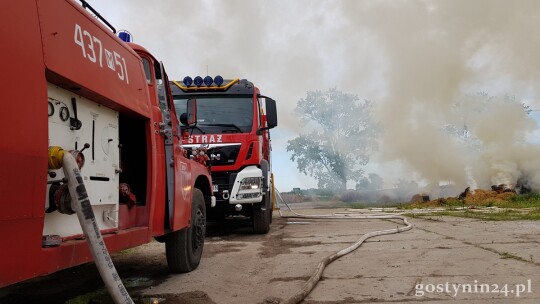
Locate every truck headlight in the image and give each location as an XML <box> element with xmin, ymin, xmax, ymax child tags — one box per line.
<box><xmin>239</xmin><ymin>177</ymin><xmax>261</xmax><ymax>190</ymax></box>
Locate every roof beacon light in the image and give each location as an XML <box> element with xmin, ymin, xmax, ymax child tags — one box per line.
<box><xmin>193</xmin><ymin>76</ymin><xmax>203</xmax><ymax>87</ymax></box>
<box><xmin>203</xmin><ymin>76</ymin><xmax>213</xmax><ymax>87</ymax></box>
<box><xmin>214</xmin><ymin>75</ymin><xmax>224</xmax><ymax>86</ymax></box>
<box><xmin>183</xmin><ymin>76</ymin><xmax>193</xmax><ymax>87</ymax></box>
<box><xmin>118</xmin><ymin>30</ymin><xmax>132</xmax><ymax>43</ymax></box>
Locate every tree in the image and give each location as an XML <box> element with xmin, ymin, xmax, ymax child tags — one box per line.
<box><xmin>287</xmin><ymin>88</ymin><xmax>378</xmax><ymax>191</ymax></box>
<box><xmin>394</xmin><ymin>179</ymin><xmax>419</xmax><ymax>201</ymax></box>
<box><xmin>356</xmin><ymin>173</ymin><xmax>384</xmax><ymax>191</ymax></box>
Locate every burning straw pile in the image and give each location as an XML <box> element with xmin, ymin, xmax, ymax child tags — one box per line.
<box><xmin>411</xmin><ymin>187</ymin><xmax>518</xmax><ymax>208</ymax></box>
<box><xmin>461</xmin><ymin>189</ymin><xmax>516</xmax><ymax>205</ymax></box>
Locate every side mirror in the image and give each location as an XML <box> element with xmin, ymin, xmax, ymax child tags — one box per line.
<box><xmin>265</xmin><ymin>98</ymin><xmax>277</xmax><ymax>129</ymax></box>
<box><xmin>180</xmin><ymin>98</ymin><xmax>197</xmax><ymax>126</ymax></box>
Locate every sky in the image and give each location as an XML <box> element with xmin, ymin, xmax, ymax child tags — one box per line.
<box><xmin>88</xmin><ymin>0</ymin><xmax>540</xmax><ymax>194</ymax></box>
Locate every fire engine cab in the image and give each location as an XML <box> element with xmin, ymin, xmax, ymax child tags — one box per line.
<box><xmin>171</xmin><ymin>77</ymin><xmax>278</xmax><ymax>233</ymax></box>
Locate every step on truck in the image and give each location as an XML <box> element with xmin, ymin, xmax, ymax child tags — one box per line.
<box><xmin>0</xmin><ymin>0</ymin><xmax>214</xmax><ymax>289</ymax></box>
<box><xmin>171</xmin><ymin>77</ymin><xmax>278</xmax><ymax>234</ymax></box>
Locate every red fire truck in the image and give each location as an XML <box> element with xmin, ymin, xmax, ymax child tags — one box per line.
<box><xmin>171</xmin><ymin>77</ymin><xmax>278</xmax><ymax>233</ymax></box>
<box><xmin>0</xmin><ymin>0</ymin><xmax>213</xmax><ymax>288</ymax></box>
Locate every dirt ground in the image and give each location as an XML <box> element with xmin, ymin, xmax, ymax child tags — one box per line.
<box><xmin>1</xmin><ymin>207</ymin><xmax>539</xmax><ymax>303</ymax></box>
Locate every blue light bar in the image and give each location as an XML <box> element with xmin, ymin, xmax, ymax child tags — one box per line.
<box><xmin>118</xmin><ymin>30</ymin><xmax>132</xmax><ymax>42</ymax></box>
<box><xmin>183</xmin><ymin>76</ymin><xmax>193</xmax><ymax>87</ymax></box>
<box><xmin>203</xmin><ymin>76</ymin><xmax>213</xmax><ymax>86</ymax></box>
<box><xmin>214</xmin><ymin>75</ymin><xmax>224</xmax><ymax>86</ymax></box>
<box><xmin>194</xmin><ymin>76</ymin><xmax>203</xmax><ymax>87</ymax></box>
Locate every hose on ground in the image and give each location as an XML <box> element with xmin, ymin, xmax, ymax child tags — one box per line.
<box><xmin>274</xmin><ymin>190</ymin><xmax>412</xmax><ymax>304</ymax></box>
<box><xmin>60</xmin><ymin>151</ymin><xmax>133</xmax><ymax>304</ymax></box>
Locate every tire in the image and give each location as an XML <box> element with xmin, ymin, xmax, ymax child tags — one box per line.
<box><xmin>269</xmin><ymin>202</ymin><xmax>273</xmax><ymax>224</ymax></box>
<box><xmin>269</xmin><ymin>190</ymin><xmax>273</xmax><ymax>224</ymax></box>
<box><xmin>252</xmin><ymin>193</ymin><xmax>270</xmax><ymax>234</ymax></box>
<box><xmin>166</xmin><ymin>188</ymin><xmax>206</xmax><ymax>273</ymax></box>
<box><xmin>258</xmin><ymin>160</ymin><xmax>273</xmax><ymax>228</ymax></box>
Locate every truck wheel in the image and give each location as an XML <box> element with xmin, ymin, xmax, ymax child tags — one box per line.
<box><xmin>166</xmin><ymin>188</ymin><xmax>206</xmax><ymax>273</ymax></box>
<box><xmin>269</xmin><ymin>190</ymin><xmax>273</xmax><ymax>224</ymax></box>
<box><xmin>252</xmin><ymin>193</ymin><xmax>270</xmax><ymax>234</ymax></box>
<box><xmin>257</xmin><ymin>160</ymin><xmax>272</xmax><ymax>231</ymax></box>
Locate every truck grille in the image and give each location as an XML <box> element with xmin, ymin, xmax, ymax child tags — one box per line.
<box><xmin>212</xmin><ymin>172</ymin><xmax>237</xmax><ymax>201</ymax></box>
<box><xmin>207</xmin><ymin>144</ymin><xmax>241</xmax><ymax>166</ymax></box>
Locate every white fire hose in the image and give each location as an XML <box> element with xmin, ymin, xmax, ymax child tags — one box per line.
<box><xmin>274</xmin><ymin>190</ymin><xmax>413</xmax><ymax>304</ymax></box>
<box><xmin>49</xmin><ymin>147</ymin><xmax>133</xmax><ymax>304</ymax></box>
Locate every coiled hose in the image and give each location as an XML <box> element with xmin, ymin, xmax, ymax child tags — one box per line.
<box><xmin>51</xmin><ymin>148</ymin><xmax>133</xmax><ymax>304</ymax></box>
<box><xmin>274</xmin><ymin>190</ymin><xmax>413</xmax><ymax>304</ymax></box>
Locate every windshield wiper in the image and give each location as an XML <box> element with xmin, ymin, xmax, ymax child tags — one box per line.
<box><xmin>200</xmin><ymin>123</ymin><xmax>243</xmax><ymax>133</ymax></box>
<box><xmin>182</xmin><ymin>125</ymin><xmax>205</xmax><ymax>134</ymax></box>
<box><xmin>193</xmin><ymin>125</ymin><xmax>206</xmax><ymax>134</ymax></box>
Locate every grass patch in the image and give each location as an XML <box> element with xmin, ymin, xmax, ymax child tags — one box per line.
<box><xmin>498</xmin><ymin>251</ymin><xmax>540</xmax><ymax>266</ymax></box>
<box><xmin>340</xmin><ymin>192</ymin><xmax>540</xmax><ymax>221</ymax></box>
<box><xmin>401</xmin><ymin>193</ymin><xmax>540</xmax><ymax>210</ymax></box>
<box><xmin>338</xmin><ymin>202</ymin><xmax>366</xmax><ymax>209</ymax></box>
<box><xmin>339</xmin><ymin>201</ymin><xmax>406</xmax><ymax>209</ymax></box>
<box><xmin>407</xmin><ymin>208</ymin><xmax>540</xmax><ymax>221</ymax></box>
<box><xmin>508</xmin><ymin>193</ymin><xmax>540</xmax><ymax>207</ymax></box>
<box><xmin>500</xmin><ymin>252</ymin><xmax>523</xmax><ymax>260</ymax></box>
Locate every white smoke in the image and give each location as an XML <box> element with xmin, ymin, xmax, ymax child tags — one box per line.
<box><xmin>339</xmin><ymin>1</ymin><xmax>540</xmax><ymax>193</ymax></box>
<box><xmin>90</xmin><ymin>0</ymin><xmax>540</xmax><ymax>192</ymax></box>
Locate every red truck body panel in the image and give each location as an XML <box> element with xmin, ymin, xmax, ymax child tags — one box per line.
<box><xmin>38</xmin><ymin>0</ymin><xmax>151</xmax><ymax>117</ymax></box>
<box><xmin>0</xmin><ymin>0</ymin><xmax>211</xmax><ymax>287</ymax></box>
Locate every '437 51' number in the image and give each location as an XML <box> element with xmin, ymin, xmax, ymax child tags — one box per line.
<box><xmin>74</xmin><ymin>24</ymin><xmax>129</xmax><ymax>84</ymax></box>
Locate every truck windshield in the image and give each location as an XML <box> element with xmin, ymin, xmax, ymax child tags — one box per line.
<box><xmin>174</xmin><ymin>97</ymin><xmax>254</xmax><ymax>134</ymax></box>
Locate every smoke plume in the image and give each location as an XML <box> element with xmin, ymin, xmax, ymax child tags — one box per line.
<box><xmin>340</xmin><ymin>0</ymin><xmax>540</xmax><ymax>193</ymax></box>
<box><xmin>91</xmin><ymin>0</ymin><xmax>540</xmax><ymax>193</ymax></box>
